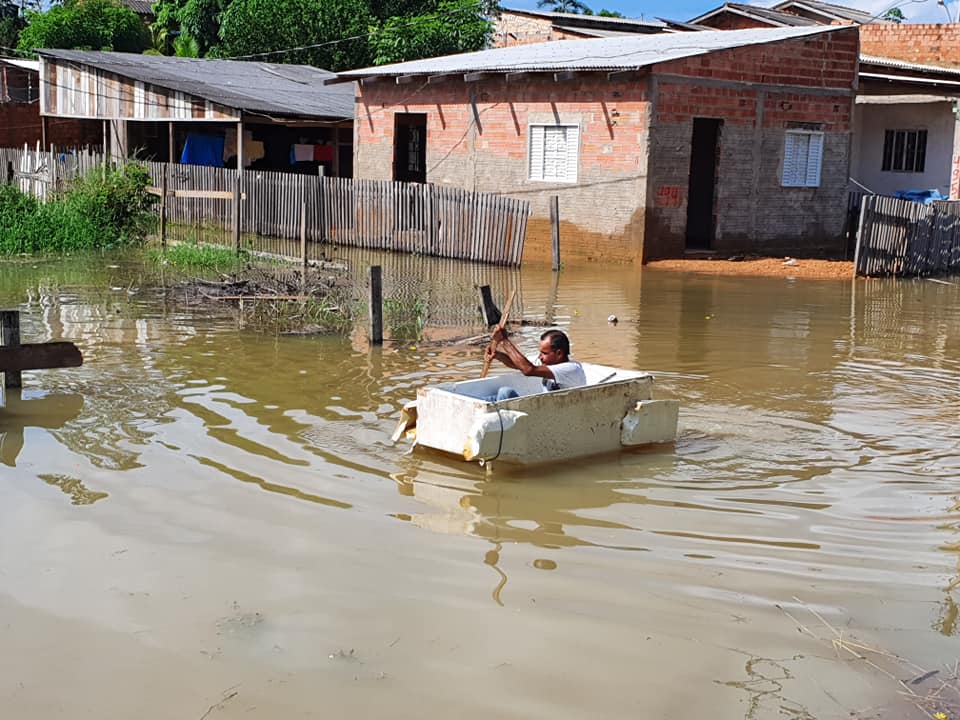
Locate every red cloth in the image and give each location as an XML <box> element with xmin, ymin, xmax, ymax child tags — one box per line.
<box><xmin>313</xmin><ymin>144</ymin><xmax>334</xmax><ymax>162</ymax></box>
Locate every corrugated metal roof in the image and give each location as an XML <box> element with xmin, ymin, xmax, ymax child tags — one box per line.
<box><xmin>689</xmin><ymin>2</ymin><xmax>818</xmax><ymax>26</ymax></box>
<box><xmin>118</xmin><ymin>0</ymin><xmax>155</xmax><ymax>15</ymax></box>
<box><xmin>0</xmin><ymin>59</ymin><xmax>39</xmax><ymax>72</ymax></box>
<box><xmin>501</xmin><ymin>7</ymin><xmax>665</xmax><ymax>30</ymax></box>
<box><xmin>38</xmin><ymin>50</ymin><xmax>355</xmax><ymax>120</ymax></box>
<box><xmin>861</xmin><ymin>54</ymin><xmax>960</xmax><ymax>77</ymax></box>
<box><xmin>772</xmin><ymin>0</ymin><xmax>880</xmax><ymax>24</ymax></box>
<box><xmin>336</xmin><ymin>25</ymin><xmax>847</xmax><ymax>79</ymax></box>
<box><xmin>552</xmin><ymin>24</ymin><xmax>660</xmax><ymax>38</ymax></box>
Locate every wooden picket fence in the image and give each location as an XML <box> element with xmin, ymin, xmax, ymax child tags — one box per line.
<box><xmin>855</xmin><ymin>195</ymin><xmax>960</xmax><ymax>277</ymax></box>
<box><xmin>0</xmin><ymin>146</ymin><xmax>529</xmax><ymax>267</ymax></box>
<box><xmin>147</xmin><ymin>163</ymin><xmax>529</xmax><ymax>266</ymax></box>
<box><xmin>0</xmin><ymin>144</ymin><xmax>105</xmax><ymax>201</ymax></box>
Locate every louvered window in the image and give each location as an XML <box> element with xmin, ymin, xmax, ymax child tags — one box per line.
<box><xmin>781</xmin><ymin>130</ymin><xmax>824</xmax><ymax>187</ymax></box>
<box><xmin>529</xmin><ymin>124</ymin><xmax>579</xmax><ymax>182</ymax></box>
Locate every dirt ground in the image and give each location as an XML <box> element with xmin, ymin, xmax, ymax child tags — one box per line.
<box><xmin>645</xmin><ymin>256</ymin><xmax>854</xmax><ymax>280</ymax></box>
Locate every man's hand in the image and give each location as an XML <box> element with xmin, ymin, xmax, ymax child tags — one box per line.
<box><xmin>491</xmin><ymin>326</ymin><xmax>509</xmax><ymax>343</ymax></box>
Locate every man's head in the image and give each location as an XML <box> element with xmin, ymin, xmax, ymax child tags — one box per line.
<box><xmin>538</xmin><ymin>330</ymin><xmax>570</xmax><ymax>365</ymax></box>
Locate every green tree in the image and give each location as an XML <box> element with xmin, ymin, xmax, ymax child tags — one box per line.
<box><xmin>370</xmin><ymin>0</ymin><xmax>491</xmax><ymax>65</ymax></box>
<box><xmin>178</xmin><ymin>0</ymin><xmax>229</xmax><ymax>55</ymax></box>
<box><xmin>18</xmin><ymin>0</ymin><xmax>150</xmax><ymax>53</ymax></box>
<box><xmin>215</xmin><ymin>0</ymin><xmax>373</xmax><ymax>70</ymax></box>
<box><xmin>882</xmin><ymin>7</ymin><xmax>905</xmax><ymax>23</ymax></box>
<box><xmin>596</xmin><ymin>8</ymin><xmax>624</xmax><ymax>16</ymax></box>
<box><xmin>536</xmin><ymin>0</ymin><xmax>591</xmax><ymax>13</ymax></box>
<box><xmin>149</xmin><ymin>0</ymin><xmax>188</xmax><ymax>54</ymax></box>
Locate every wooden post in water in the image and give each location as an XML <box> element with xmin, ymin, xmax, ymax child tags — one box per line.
<box><xmin>477</xmin><ymin>285</ymin><xmax>502</xmax><ymax>326</ymax></box>
<box><xmin>1</xmin><ymin>310</ymin><xmax>21</xmax><ymax>389</ymax></box>
<box><xmin>160</xmin><ymin>166</ymin><xmax>168</xmax><ymax>248</ymax></box>
<box><xmin>550</xmin><ymin>195</ymin><xmax>560</xmax><ymax>272</ymax></box>
<box><xmin>369</xmin><ymin>265</ymin><xmax>383</xmax><ymax>346</ymax></box>
<box><xmin>233</xmin><ymin>118</ymin><xmax>244</xmax><ymax>255</ymax></box>
<box><xmin>300</xmin><ymin>177</ymin><xmax>308</xmax><ymax>270</ymax></box>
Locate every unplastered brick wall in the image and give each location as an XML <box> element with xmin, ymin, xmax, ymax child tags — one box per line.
<box><xmin>860</xmin><ymin>23</ymin><xmax>960</xmax><ymax>68</ymax></box>
<box><xmin>0</xmin><ymin>106</ymin><xmax>103</xmax><ymax>152</ymax></box>
<box><xmin>490</xmin><ymin>12</ymin><xmax>588</xmax><ymax>48</ymax></box>
<box><xmin>355</xmin><ymin>75</ymin><xmax>653</xmax><ymax>263</ymax></box>
<box><xmin>644</xmin><ymin>28</ymin><xmax>857</xmax><ymax>259</ymax></box>
<box><xmin>699</xmin><ymin>13</ymin><xmax>778</xmax><ymax>30</ymax></box>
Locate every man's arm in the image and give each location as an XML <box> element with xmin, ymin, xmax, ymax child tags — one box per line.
<box><xmin>490</xmin><ymin>329</ymin><xmax>555</xmax><ymax>380</ymax></box>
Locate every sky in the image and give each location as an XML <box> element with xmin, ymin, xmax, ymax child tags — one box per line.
<box><xmin>505</xmin><ymin>0</ymin><xmax>960</xmax><ymax>25</ymax></box>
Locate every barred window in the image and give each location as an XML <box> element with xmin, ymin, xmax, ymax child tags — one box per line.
<box><xmin>882</xmin><ymin>129</ymin><xmax>927</xmax><ymax>173</ymax></box>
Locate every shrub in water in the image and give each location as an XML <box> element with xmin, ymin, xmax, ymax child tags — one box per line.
<box><xmin>0</xmin><ymin>163</ymin><xmax>156</xmax><ymax>254</ymax></box>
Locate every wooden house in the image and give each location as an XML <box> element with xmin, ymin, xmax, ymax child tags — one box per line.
<box><xmin>37</xmin><ymin>50</ymin><xmax>355</xmax><ymax>176</ymax></box>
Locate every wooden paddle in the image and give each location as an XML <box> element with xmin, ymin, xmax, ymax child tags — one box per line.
<box><xmin>480</xmin><ymin>289</ymin><xmax>516</xmax><ymax>379</ymax></box>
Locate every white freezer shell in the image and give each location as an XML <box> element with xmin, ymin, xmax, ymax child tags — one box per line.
<box><xmin>414</xmin><ymin>363</ymin><xmax>679</xmax><ymax>466</ymax></box>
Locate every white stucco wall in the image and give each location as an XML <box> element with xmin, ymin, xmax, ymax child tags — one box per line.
<box><xmin>852</xmin><ymin>100</ymin><xmax>957</xmax><ymax>197</ymax></box>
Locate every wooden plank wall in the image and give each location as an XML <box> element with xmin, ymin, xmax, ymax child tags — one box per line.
<box><xmin>855</xmin><ymin>195</ymin><xmax>960</xmax><ymax>277</ymax></box>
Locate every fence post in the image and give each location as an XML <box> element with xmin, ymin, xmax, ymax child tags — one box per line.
<box><xmin>852</xmin><ymin>195</ymin><xmax>869</xmax><ymax>277</ymax></box>
<box><xmin>300</xmin><ymin>181</ymin><xmax>308</xmax><ymax>271</ymax></box>
<box><xmin>160</xmin><ymin>165</ymin><xmax>168</xmax><ymax>248</ymax></box>
<box><xmin>233</xmin><ymin>171</ymin><xmax>242</xmax><ymax>255</ymax></box>
<box><xmin>6</xmin><ymin>161</ymin><xmax>12</xmax><ymax>183</ymax></box>
<box><xmin>369</xmin><ymin>265</ymin><xmax>383</xmax><ymax>346</ymax></box>
<box><xmin>550</xmin><ymin>195</ymin><xmax>560</xmax><ymax>272</ymax></box>
<box><xmin>1</xmin><ymin>310</ymin><xmax>22</xmax><ymax>389</ymax></box>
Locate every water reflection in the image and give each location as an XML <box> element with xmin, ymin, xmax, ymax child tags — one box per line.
<box><xmin>0</xmin><ymin>387</ymin><xmax>83</xmax><ymax>466</ymax></box>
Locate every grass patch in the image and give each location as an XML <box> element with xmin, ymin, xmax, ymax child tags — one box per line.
<box><xmin>384</xmin><ymin>296</ymin><xmax>428</xmax><ymax>341</ymax></box>
<box><xmin>0</xmin><ymin>163</ymin><xmax>156</xmax><ymax>254</ymax></box>
<box><xmin>150</xmin><ymin>241</ymin><xmax>247</xmax><ymax>271</ymax></box>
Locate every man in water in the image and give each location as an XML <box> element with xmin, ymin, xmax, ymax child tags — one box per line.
<box><xmin>484</xmin><ymin>328</ymin><xmax>586</xmax><ymax>400</ymax></box>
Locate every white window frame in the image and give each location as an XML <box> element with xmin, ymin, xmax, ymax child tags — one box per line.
<box><xmin>781</xmin><ymin>129</ymin><xmax>824</xmax><ymax>188</ymax></box>
<box><xmin>529</xmin><ymin>123</ymin><xmax>580</xmax><ymax>183</ymax></box>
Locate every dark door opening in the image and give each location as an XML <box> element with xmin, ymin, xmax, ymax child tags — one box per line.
<box><xmin>685</xmin><ymin>117</ymin><xmax>722</xmax><ymax>251</ymax></box>
<box><xmin>393</xmin><ymin>113</ymin><xmax>427</xmax><ymax>183</ymax></box>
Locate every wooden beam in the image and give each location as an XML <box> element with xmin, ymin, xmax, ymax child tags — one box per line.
<box><xmin>0</xmin><ymin>342</ymin><xmax>83</xmax><ymax>373</ymax></box>
<box><xmin>554</xmin><ymin>71</ymin><xmax>576</xmax><ymax>82</ymax></box>
<box><xmin>360</xmin><ymin>77</ymin><xmax>380</xmax><ymax>87</ymax></box>
<box><xmin>607</xmin><ymin>70</ymin><xmax>637</xmax><ymax>80</ymax></box>
<box><xmin>395</xmin><ymin>75</ymin><xmax>416</xmax><ymax>85</ymax></box>
<box><xmin>464</xmin><ymin>72</ymin><xmax>488</xmax><ymax>83</ymax></box>
<box><xmin>427</xmin><ymin>73</ymin><xmax>456</xmax><ymax>84</ymax></box>
<box><xmin>322</xmin><ymin>76</ymin><xmax>357</xmax><ymax>85</ymax></box>
<box><xmin>505</xmin><ymin>71</ymin><xmax>529</xmax><ymax>82</ymax></box>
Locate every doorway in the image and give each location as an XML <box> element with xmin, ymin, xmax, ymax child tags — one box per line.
<box><xmin>685</xmin><ymin>117</ymin><xmax>722</xmax><ymax>251</ymax></box>
<box><xmin>393</xmin><ymin>113</ymin><xmax>427</xmax><ymax>183</ymax></box>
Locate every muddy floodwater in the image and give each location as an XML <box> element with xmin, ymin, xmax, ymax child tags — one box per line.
<box><xmin>1</xmin><ymin>249</ymin><xmax>958</xmax><ymax>720</ymax></box>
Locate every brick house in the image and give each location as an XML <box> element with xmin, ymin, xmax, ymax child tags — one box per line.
<box><xmin>688</xmin><ymin>0</ymin><xmax>882</xmax><ymax>30</ymax></box>
<box><xmin>334</xmin><ymin>26</ymin><xmax>858</xmax><ymax>263</ymax></box>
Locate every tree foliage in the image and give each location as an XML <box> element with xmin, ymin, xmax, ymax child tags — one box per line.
<box><xmin>148</xmin><ymin>0</ymin><xmax>493</xmax><ymax>69</ymax></box>
<box><xmin>215</xmin><ymin>0</ymin><xmax>374</xmax><ymax>70</ymax></box>
<box><xmin>18</xmin><ymin>0</ymin><xmax>150</xmax><ymax>53</ymax></box>
<box><xmin>536</xmin><ymin>0</ymin><xmax>591</xmax><ymax>13</ymax></box>
<box><xmin>370</xmin><ymin>0</ymin><xmax>491</xmax><ymax>65</ymax></box>
<box><xmin>882</xmin><ymin>7</ymin><xmax>905</xmax><ymax>23</ymax></box>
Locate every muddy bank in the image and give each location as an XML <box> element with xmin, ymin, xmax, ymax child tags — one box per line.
<box><xmin>645</xmin><ymin>256</ymin><xmax>854</xmax><ymax>280</ymax></box>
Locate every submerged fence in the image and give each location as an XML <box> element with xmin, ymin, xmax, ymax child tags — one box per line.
<box><xmin>855</xmin><ymin>195</ymin><xmax>960</xmax><ymax>277</ymax></box>
<box><xmin>0</xmin><ymin>145</ymin><xmax>529</xmax><ymax>267</ymax></box>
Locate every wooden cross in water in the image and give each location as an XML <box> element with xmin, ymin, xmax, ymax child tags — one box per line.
<box><xmin>0</xmin><ymin>310</ymin><xmax>83</xmax><ymax>389</ymax></box>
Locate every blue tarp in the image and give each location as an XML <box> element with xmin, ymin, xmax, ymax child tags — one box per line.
<box><xmin>180</xmin><ymin>133</ymin><xmax>225</xmax><ymax>167</ymax></box>
<box><xmin>893</xmin><ymin>189</ymin><xmax>945</xmax><ymax>205</ymax></box>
